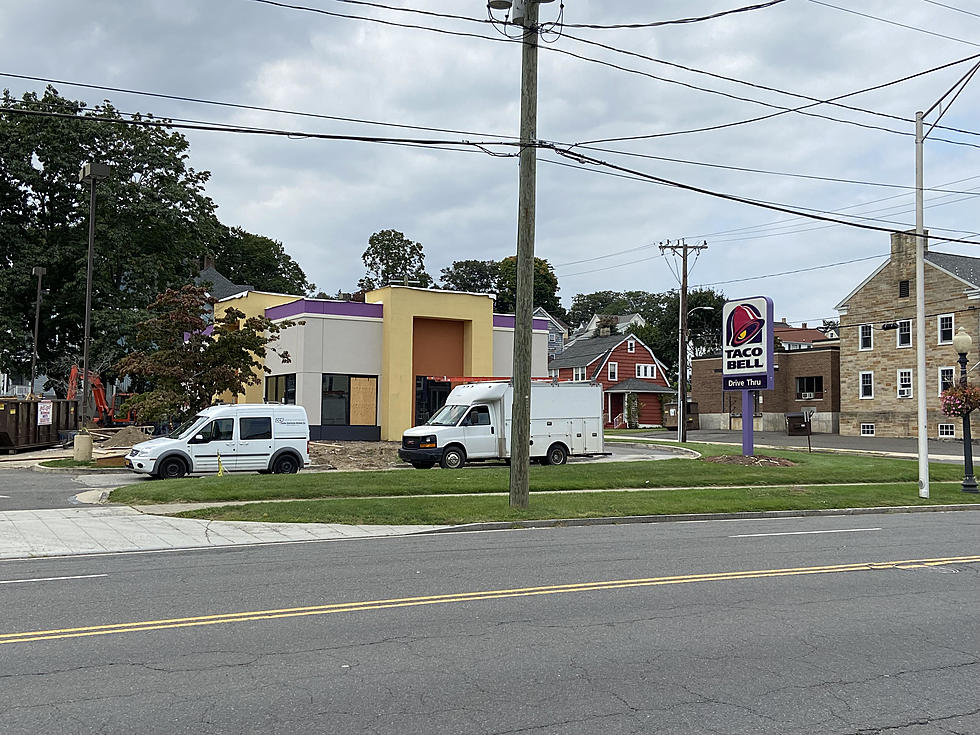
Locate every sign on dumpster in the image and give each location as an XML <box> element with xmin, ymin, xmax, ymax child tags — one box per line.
<box><xmin>37</xmin><ymin>400</ymin><xmax>53</xmax><ymax>426</ymax></box>
<box><xmin>722</xmin><ymin>296</ymin><xmax>774</xmax><ymax>391</ymax></box>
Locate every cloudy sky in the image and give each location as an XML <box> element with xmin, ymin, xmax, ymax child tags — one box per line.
<box><xmin>4</xmin><ymin>0</ymin><xmax>980</xmax><ymax>326</ymax></box>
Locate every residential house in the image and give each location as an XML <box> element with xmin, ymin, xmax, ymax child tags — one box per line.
<box><xmin>566</xmin><ymin>313</ymin><xmax>646</xmax><ymax>348</ymax></box>
<box><xmin>774</xmin><ymin>319</ymin><xmax>834</xmax><ymax>351</ymax></box>
<box><xmin>547</xmin><ymin>333</ymin><xmax>672</xmax><ymax>426</ymax></box>
<box><xmin>533</xmin><ymin>306</ymin><xmax>570</xmax><ymax>359</ymax></box>
<box><xmin>835</xmin><ymin>230</ymin><xmax>980</xmax><ymax>438</ymax></box>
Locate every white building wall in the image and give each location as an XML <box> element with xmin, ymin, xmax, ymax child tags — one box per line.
<box><xmin>492</xmin><ymin>328</ymin><xmax>550</xmax><ymax>377</ymax></box>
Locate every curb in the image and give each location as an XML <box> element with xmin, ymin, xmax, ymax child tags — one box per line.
<box><xmin>31</xmin><ymin>464</ymin><xmax>131</xmax><ymax>475</ymax></box>
<box><xmin>420</xmin><ymin>503</ymin><xmax>980</xmax><ymax>534</ymax></box>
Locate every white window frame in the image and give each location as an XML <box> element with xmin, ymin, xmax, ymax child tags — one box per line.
<box><xmin>897</xmin><ymin>369</ymin><xmax>913</xmax><ymax>398</ymax></box>
<box><xmin>860</xmin><ymin>370</ymin><xmax>874</xmax><ymax>399</ymax></box>
<box><xmin>859</xmin><ymin>324</ymin><xmax>873</xmax><ymax>351</ymax></box>
<box><xmin>573</xmin><ymin>366</ymin><xmax>587</xmax><ymax>382</ymax></box>
<box><xmin>549</xmin><ymin>368</ymin><xmax>559</xmax><ymax>379</ymax></box>
<box><xmin>939</xmin><ymin>366</ymin><xmax>955</xmax><ymax>395</ymax></box>
<box><xmin>627</xmin><ymin>339</ymin><xmax>635</xmax><ymax>353</ymax></box>
<box><xmin>938</xmin><ymin>314</ymin><xmax>954</xmax><ymax>344</ymax></box>
<box><xmin>861</xmin><ymin>423</ymin><xmax>876</xmax><ymax>436</ymax></box>
<box><xmin>635</xmin><ymin>364</ymin><xmax>656</xmax><ymax>379</ymax></box>
<box><xmin>897</xmin><ymin>320</ymin><xmax>911</xmax><ymax>348</ymax></box>
<box><xmin>608</xmin><ymin>362</ymin><xmax>618</xmax><ymax>381</ymax></box>
<box><xmin>938</xmin><ymin>423</ymin><xmax>956</xmax><ymax>438</ymax></box>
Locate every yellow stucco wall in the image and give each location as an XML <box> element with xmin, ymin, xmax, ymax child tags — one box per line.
<box><xmin>366</xmin><ymin>287</ymin><xmax>494</xmax><ymax>440</ymax></box>
<box><xmin>214</xmin><ymin>291</ymin><xmax>299</xmax><ymax>404</ymax></box>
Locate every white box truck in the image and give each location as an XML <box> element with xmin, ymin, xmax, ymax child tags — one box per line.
<box><xmin>399</xmin><ymin>381</ymin><xmax>604</xmax><ymax>469</ymax></box>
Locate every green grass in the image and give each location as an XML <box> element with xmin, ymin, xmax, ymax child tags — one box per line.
<box><xmin>175</xmin><ymin>482</ymin><xmax>980</xmax><ymax>525</ymax></box>
<box><xmin>40</xmin><ymin>459</ymin><xmax>96</xmax><ymax>468</ymax></box>
<box><xmin>108</xmin><ymin>442</ymin><xmax>965</xmax><ymax>505</ymax></box>
<box><xmin>604</xmin><ymin>428</ymin><xmax>668</xmax><ymax>435</ymax></box>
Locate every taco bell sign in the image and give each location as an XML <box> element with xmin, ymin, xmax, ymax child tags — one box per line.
<box><xmin>722</xmin><ymin>296</ymin><xmax>774</xmax><ymax>391</ymax></box>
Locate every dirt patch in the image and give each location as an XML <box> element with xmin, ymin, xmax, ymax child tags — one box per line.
<box><xmin>310</xmin><ymin>441</ymin><xmax>402</xmax><ymax>471</ymax></box>
<box><xmin>702</xmin><ymin>454</ymin><xmax>796</xmax><ymax>467</ymax></box>
<box><xmin>98</xmin><ymin>426</ymin><xmax>154</xmax><ymax>448</ymax></box>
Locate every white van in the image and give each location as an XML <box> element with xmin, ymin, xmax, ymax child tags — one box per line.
<box><xmin>399</xmin><ymin>381</ymin><xmax>604</xmax><ymax>469</ymax></box>
<box><xmin>125</xmin><ymin>404</ymin><xmax>310</xmax><ymax>479</ymax></box>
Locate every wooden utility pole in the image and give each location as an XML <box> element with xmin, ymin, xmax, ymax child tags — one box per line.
<box><xmin>660</xmin><ymin>240</ymin><xmax>708</xmax><ymax>443</ymax></box>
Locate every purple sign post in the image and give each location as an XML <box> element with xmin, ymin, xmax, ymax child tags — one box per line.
<box><xmin>721</xmin><ymin>297</ymin><xmax>775</xmax><ymax>456</ymax></box>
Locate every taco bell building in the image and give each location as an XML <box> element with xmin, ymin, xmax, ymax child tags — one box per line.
<box><xmin>216</xmin><ymin>286</ymin><xmax>550</xmax><ymax>441</ymax></box>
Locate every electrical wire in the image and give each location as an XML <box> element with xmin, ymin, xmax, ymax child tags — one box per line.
<box><xmin>807</xmin><ymin>0</ymin><xmax>980</xmax><ymax>48</ymax></box>
<box><xmin>919</xmin><ymin>0</ymin><xmax>980</xmax><ymax>20</ymax></box>
<box><xmin>561</xmin><ymin>0</ymin><xmax>788</xmax><ymax>29</ymax></box>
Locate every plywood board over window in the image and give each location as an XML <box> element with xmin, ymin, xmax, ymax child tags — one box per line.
<box><xmin>350</xmin><ymin>377</ymin><xmax>378</xmax><ymax>426</ymax></box>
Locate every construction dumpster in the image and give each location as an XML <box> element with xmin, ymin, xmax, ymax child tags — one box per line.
<box><xmin>0</xmin><ymin>399</ymin><xmax>78</xmax><ymax>452</ymax></box>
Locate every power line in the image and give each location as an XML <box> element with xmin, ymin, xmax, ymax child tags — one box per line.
<box><xmin>808</xmin><ymin>0</ymin><xmax>980</xmax><ymax>48</ymax></box>
<box><xmin>919</xmin><ymin>0</ymin><xmax>980</xmax><ymax>20</ymax></box>
<box><xmin>561</xmin><ymin>0</ymin><xmax>788</xmax><ymax>29</ymax></box>
<box><xmin>692</xmin><ymin>255</ymin><xmax>888</xmax><ymax>288</ymax></box>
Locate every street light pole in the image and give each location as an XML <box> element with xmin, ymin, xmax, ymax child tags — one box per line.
<box><xmin>78</xmin><ymin>162</ymin><xmax>110</xmax><ymax>426</ymax></box>
<box><xmin>29</xmin><ymin>266</ymin><xmax>47</xmax><ymax>397</ymax></box>
<box><xmin>952</xmin><ymin>327</ymin><xmax>978</xmax><ymax>493</ymax></box>
<box><xmin>914</xmin><ymin>111</ymin><xmax>929</xmax><ymax>499</ymax></box>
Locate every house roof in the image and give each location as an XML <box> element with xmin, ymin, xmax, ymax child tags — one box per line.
<box><xmin>603</xmin><ymin>378</ymin><xmax>675</xmax><ymax>394</ymax></box>
<box><xmin>547</xmin><ymin>334</ymin><xmax>626</xmax><ymax>370</ymax></box>
<box><xmin>195</xmin><ymin>266</ymin><xmax>253</xmax><ymax>301</ymax></box>
<box><xmin>924</xmin><ymin>251</ymin><xmax>980</xmax><ymax>289</ymax></box>
<box><xmin>773</xmin><ymin>323</ymin><xmax>829</xmax><ymax>344</ymax></box>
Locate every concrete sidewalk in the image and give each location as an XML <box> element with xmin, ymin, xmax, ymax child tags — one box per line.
<box><xmin>0</xmin><ymin>505</ymin><xmax>447</xmax><ymax>560</ymax></box>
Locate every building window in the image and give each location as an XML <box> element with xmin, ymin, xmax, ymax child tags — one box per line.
<box><xmin>636</xmin><ymin>364</ymin><xmax>656</xmax><ymax>379</ymax></box>
<box><xmin>899</xmin><ymin>280</ymin><xmax>910</xmax><ymax>298</ymax></box>
<box><xmin>861</xmin><ymin>423</ymin><xmax>876</xmax><ymax>436</ymax></box>
<box><xmin>627</xmin><ymin>339</ymin><xmax>635</xmax><ymax>353</ymax></box>
<box><xmin>860</xmin><ymin>371</ymin><xmax>874</xmax><ymax>399</ymax></box>
<box><xmin>608</xmin><ymin>362</ymin><xmax>618</xmax><ymax>381</ymax></box>
<box><xmin>897</xmin><ymin>320</ymin><xmax>911</xmax><ymax>348</ymax></box>
<box><xmin>264</xmin><ymin>374</ymin><xmax>296</xmax><ymax>404</ymax></box>
<box><xmin>939</xmin><ymin>423</ymin><xmax>956</xmax><ymax>438</ymax></box>
<box><xmin>795</xmin><ymin>375</ymin><xmax>824</xmax><ymax>400</ymax></box>
<box><xmin>859</xmin><ymin>324</ymin><xmax>873</xmax><ymax>351</ymax></box>
<box><xmin>938</xmin><ymin>314</ymin><xmax>954</xmax><ymax>344</ymax></box>
<box><xmin>549</xmin><ymin>368</ymin><xmax>559</xmax><ymax>379</ymax></box>
<box><xmin>939</xmin><ymin>366</ymin><xmax>955</xmax><ymax>394</ymax></box>
<box><xmin>897</xmin><ymin>369</ymin><xmax>913</xmax><ymax>398</ymax></box>
<box><xmin>322</xmin><ymin>374</ymin><xmax>378</xmax><ymax>426</ymax></box>
<box><xmin>573</xmin><ymin>366</ymin><xmax>587</xmax><ymax>381</ymax></box>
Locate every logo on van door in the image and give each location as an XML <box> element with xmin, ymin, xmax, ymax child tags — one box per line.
<box><xmin>274</xmin><ymin>417</ymin><xmax>304</xmax><ymax>425</ymax></box>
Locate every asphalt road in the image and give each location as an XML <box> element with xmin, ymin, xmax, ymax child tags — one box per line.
<box><xmin>0</xmin><ymin>469</ymin><xmax>147</xmax><ymax>510</ymax></box>
<box><xmin>1</xmin><ymin>512</ymin><xmax>977</xmax><ymax>734</ymax></box>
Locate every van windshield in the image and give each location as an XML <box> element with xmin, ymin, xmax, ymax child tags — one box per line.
<box><xmin>168</xmin><ymin>415</ymin><xmax>206</xmax><ymax>439</ymax></box>
<box><xmin>426</xmin><ymin>404</ymin><xmax>469</xmax><ymax>426</ymax></box>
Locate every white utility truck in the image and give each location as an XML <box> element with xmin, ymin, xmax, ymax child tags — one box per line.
<box><xmin>399</xmin><ymin>380</ymin><xmax>604</xmax><ymax>469</ymax></box>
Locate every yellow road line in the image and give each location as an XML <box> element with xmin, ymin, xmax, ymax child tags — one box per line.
<box><xmin>3</xmin><ymin>555</ymin><xmax>977</xmax><ymax>645</ymax></box>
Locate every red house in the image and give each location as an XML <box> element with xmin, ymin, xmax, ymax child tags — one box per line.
<box><xmin>548</xmin><ymin>333</ymin><xmax>673</xmax><ymax>427</ymax></box>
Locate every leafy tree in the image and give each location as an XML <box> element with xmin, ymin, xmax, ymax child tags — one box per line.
<box><xmin>595</xmin><ymin>314</ymin><xmax>620</xmax><ymax>335</ymax></box>
<box><xmin>358</xmin><ymin>229</ymin><xmax>433</xmax><ymax>291</ymax></box>
<box><xmin>495</xmin><ymin>256</ymin><xmax>562</xmax><ymax>316</ymax></box>
<box><xmin>440</xmin><ymin>259</ymin><xmax>500</xmax><ymax>293</ymax></box>
<box><xmin>212</xmin><ymin>227</ymin><xmax>314</xmax><ymax>295</ymax></box>
<box><xmin>0</xmin><ymin>86</ymin><xmax>223</xmax><ymax>386</ymax></box>
<box><xmin>567</xmin><ymin>290</ymin><xmax>664</xmax><ymax>327</ymax></box>
<box><xmin>115</xmin><ymin>285</ymin><xmax>294</xmax><ymax>422</ymax></box>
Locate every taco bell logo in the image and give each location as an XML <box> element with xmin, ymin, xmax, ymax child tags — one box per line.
<box><xmin>722</xmin><ymin>297</ymin><xmax>774</xmax><ymax>387</ymax></box>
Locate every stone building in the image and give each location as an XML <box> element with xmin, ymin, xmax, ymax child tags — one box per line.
<box><xmin>835</xmin><ymin>231</ymin><xmax>980</xmax><ymax>438</ymax></box>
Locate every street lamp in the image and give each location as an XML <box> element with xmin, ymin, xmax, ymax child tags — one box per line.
<box><xmin>952</xmin><ymin>327</ymin><xmax>978</xmax><ymax>493</ymax></box>
<box><xmin>78</xmin><ymin>162</ymin><xmax>110</xmax><ymax>425</ymax></box>
<box><xmin>29</xmin><ymin>266</ymin><xmax>47</xmax><ymax>397</ymax></box>
<box><xmin>678</xmin><ymin>305</ymin><xmax>714</xmax><ymax>443</ymax></box>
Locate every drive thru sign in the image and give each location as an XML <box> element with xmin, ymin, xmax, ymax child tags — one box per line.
<box><xmin>722</xmin><ymin>296</ymin><xmax>774</xmax><ymax>456</ymax></box>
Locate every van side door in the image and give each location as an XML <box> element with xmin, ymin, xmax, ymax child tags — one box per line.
<box><xmin>461</xmin><ymin>405</ymin><xmax>497</xmax><ymax>459</ymax></box>
<box><xmin>187</xmin><ymin>418</ymin><xmax>236</xmax><ymax>473</ymax></box>
<box><xmin>237</xmin><ymin>416</ymin><xmax>274</xmax><ymax>471</ymax></box>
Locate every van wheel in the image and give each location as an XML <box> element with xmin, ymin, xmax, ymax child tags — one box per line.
<box><xmin>411</xmin><ymin>462</ymin><xmax>435</xmax><ymax>469</ymax></box>
<box><xmin>157</xmin><ymin>457</ymin><xmax>187</xmax><ymax>480</ymax></box>
<box><xmin>544</xmin><ymin>443</ymin><xmax>568</xmax><ymax>466</ymax></box>
<box><xmin>440</xmin><ymin>446</ymin><xmax>466</xmax><ymax>470</ymax></box>
<box><xmin>272</xmin><ymin>454</ymin><xmax>300</xmax><ymax>474</ymax></box>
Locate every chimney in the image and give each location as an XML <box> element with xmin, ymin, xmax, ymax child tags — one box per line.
<box><xmin>802</xmin><ymin>323</ymin><xmax>807</xmax><ymax>329</ymax></box>
<box><xmin>599</xmin><ymin>327</ymin><xmax>611</xmax><ymax>337</ymax></box>
<box><xmin>891</xmin><ymin>230</ymin><xmax>927</xmax><ymax>261</ymax></box>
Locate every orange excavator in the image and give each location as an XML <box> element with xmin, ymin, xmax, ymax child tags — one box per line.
<box><xmin>66</xmin><ymin>366</ymin><xmax>138</xmax><ymax>427</ymax></box>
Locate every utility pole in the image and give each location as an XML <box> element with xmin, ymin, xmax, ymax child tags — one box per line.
<box><xmin>79</xmin><ymin>162</ymin><xmax>110</xmax><ymax>426</ymax></box>
<box><xmin>660</xmin><ymin>239</ymin><xmax>708</xmax><ymax>443</ymax></box>
<box><xmin>29</xmin><ymin>266</ymin><xmax>46</xmax><ymax>398</ymax></box>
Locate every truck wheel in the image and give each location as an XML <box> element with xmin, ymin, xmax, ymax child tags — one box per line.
<box><xmin>440</xmin><ymin>446</ymin><xmax>466</xmax><ymax>470</ymax></box>
<box><xmin>544</xmin><ymin>443</ymin><xmax>568</xmax><ymax>466</ymax></box>
<box><xmin>157</xmin><ymin>457</ymin><xmax>187</xmax><ymax>480</ymax></box>
<box><xmin>272</xmin><ymin>454</ymin><xmax>300</xmax><ymax>474</ymax></box>
<box><xmin>411</xmin><ymin>462</ymin><xmax>435</xmax><ymax>469</ymax></box>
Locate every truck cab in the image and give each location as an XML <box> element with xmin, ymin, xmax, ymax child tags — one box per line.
<box><xmin>400</xmin><ymin>400</ymin><xmax>501</xmax><ymax>469</ymax></box>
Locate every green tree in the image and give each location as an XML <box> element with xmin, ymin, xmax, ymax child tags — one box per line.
<box><xmin>358</xmin><ymin>229</ymin><xmax>433</xmax><ymax>291</ymax></box>
<box><xmin>440</xmin><ymin>259</ymin><xmax>500</xmax><ymax>293</ymax></box>
<box><xmin>495</xmin><ymin>256</ymin><xmax>562</xmax><ymax>316</ymax></box>
<box><xmin>115</xmin><ymin>285</ymin><xmax>294</xmax><ymax>422</ymax></box>
<box><xmin>0</xmin><ymin>86</ymin><xmax>223</xmax><ymax>386</ymax></box>
<box><xmin>567</xmin><ymin>290</ymin><xmax>664</xmax><ymax>327</ymax></box>
<box><xmin>212</xmin><ymin>227</ymin><xmax>314</xmax><ymax>296</ymax></box>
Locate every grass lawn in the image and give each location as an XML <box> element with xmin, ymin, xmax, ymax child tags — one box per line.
<box><xmin>175</xmin><ymin>482</ymin><xmax>979</xmax><ymax>525</ymax></box>
<box><xmin>40</xmin><ymin>459</ymin><xmax>96</xmax><ymax>468</ymax></box>
<box><xmin>108</xmin><ymin>442</ymin><xmax>966</xmax><ymax>505</ymax></box>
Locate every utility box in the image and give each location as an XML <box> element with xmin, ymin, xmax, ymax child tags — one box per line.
<box><xmin>786</xmin><ymin>412</ymin><xmax>810</xmax><ymax>436</ymax></box>
<box><xmin>0</xmin><ymin>399</ymin><xmax>79</xmax><ymax>452</ymax></box>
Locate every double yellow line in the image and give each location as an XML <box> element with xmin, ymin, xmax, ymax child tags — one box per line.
<box><xmin>3</xmin><ymin>555</ymin><xmax>977</xmax><ymax>645</ymax></box>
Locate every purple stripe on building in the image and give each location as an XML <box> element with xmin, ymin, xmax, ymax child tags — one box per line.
<box><xmin>266</xmin><ymin>299</ymin><xmax>384</xmax><ymax>320</ymax></box>
<box><xmin>493</xmin><ymin>314</ymin><xmax>550</xmax><ymax>331</ymax></box>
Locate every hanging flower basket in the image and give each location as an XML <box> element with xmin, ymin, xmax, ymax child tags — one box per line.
<box><xmin>940</xmin><ymin>383</ymin><xmax>980</xmax><ymax>417</ymax></box>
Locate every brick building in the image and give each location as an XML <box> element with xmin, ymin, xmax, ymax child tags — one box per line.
<box><xmin>691</xmin><ymin>344</ymin><xmax>840</xmax><ymax>433</ymax></box>
<box><xmin>835</xmin><ymin>231</ymin><xmax>980</xmax><ymax>438</ymax></box>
